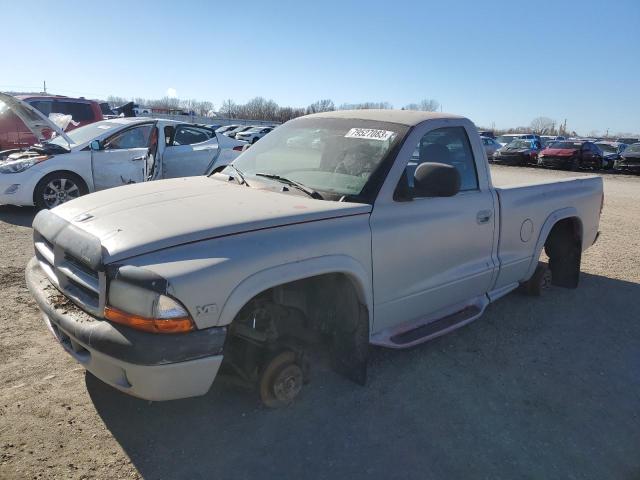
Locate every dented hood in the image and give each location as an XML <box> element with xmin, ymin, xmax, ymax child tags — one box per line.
<box><xmin>36</xmin><ymin>176</ymin><xmax>371</xmax><ymax>264</ymax></box>
<box><xmin>0</xmin><ymin>92</ymin><xmax>73</xmax><ymax>147</ymax></box>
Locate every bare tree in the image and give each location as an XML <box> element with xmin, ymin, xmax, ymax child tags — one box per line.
<box><xmin>220</xmin><ymin>99</ymin><xmax>237</xmax><ymax>118</ymax></box>
<box><xmin>107</xmin><ymin>95</ymin><xmax>129</xmax><ymax>107</ymax></box>
<box><xmin>338</xmin><ymin>101</ymin><xmax>393</xmax><ymax>110</ymax></box>
<box><xmin>306</xmin><ymin>99</ymin><xmax>335</xmax><ymax>114</ymax></box>
<box><xmin>530</xmin><ymin>117</ymin><xmax>556</xmax><ymax>135</ymax></box>
<box><xmin>419</xmin><ymin>99</ymin><xmax>440</xmax><ymax>112</ymax></box>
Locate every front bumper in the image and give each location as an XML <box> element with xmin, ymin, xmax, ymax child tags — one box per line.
<box><xmin>0</xmin><ymin>172</ymin><xmax>35</xmax><ymax>206</ymax></box>
<box><xmin>26</xmin><ymin>257</ymin><xmax>226</xmax><ymax>401</ymax></box>
<box><xmin>492</xmin><ymin>154</ymin><xmax>528</xmax><ymax>165</ymax></box>
<box><xmin>538</xmin><ymin>156</ymin><xmax>573</xmax><ymax>168</ymax></box>
<box><xmin>614</xmin><ymin>159</ymin><xmax>640</xmax><ymax>172</ymax></box>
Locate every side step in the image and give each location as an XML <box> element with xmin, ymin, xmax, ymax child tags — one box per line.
<box><xmin>370</xmin><ymin>299</ymin><xmax>487</xmax><ymax>349</ymax></box>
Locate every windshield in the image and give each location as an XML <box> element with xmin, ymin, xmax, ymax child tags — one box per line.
<box><xmin>626</xmin><ymin>144</ymin><xmax>640</xmax><ymax>153</ymax></box>
<box><xmin>46</xmin><ymin>121</ymin><xmax>123</xmax><ymax>147</ymax></box>
<box><xmin>221</xmin><ymin>117</ymin><xmax>408</xmax><ymax>199</ymax></box>
<box><xmin>508</xmin><ymin>140</ymin><xmax>531</xmax><ymax>149</ymax></box>
<box><xmin>549</xmin><ymin>141</ymin><xmax>582</xmax><ymax>149</ymax></box>
<box><xmin>497</xmin><ymin>135</ymin><xmax>520</xmax><ymax>144</ymax></box>
<box><xmin>596</xmin><ymin>143</ymin><xmax>617</xmax><ymax>153</ymax></box>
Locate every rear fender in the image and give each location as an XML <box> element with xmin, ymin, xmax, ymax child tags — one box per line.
<box><xmin>523</xmin><ymin>207</ymin><xmax>582</xmax><ymax>281</ymax></box>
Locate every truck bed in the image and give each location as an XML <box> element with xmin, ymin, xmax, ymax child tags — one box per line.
<box><xmin>491</xmin><ymin>170</ymin><xmax>603</xmax><ymax>291</ymax></box>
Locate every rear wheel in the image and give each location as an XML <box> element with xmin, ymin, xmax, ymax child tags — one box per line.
<box><xmin>34</xmin><ymin>172</ymin><xmax>87</xmax><ymax>209</ymax></box>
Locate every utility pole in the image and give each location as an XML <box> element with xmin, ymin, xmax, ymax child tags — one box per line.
<box><xmin>43</xmin><ymin>81</ymin><xmax>47</xmax><ymax>94</ymax></box>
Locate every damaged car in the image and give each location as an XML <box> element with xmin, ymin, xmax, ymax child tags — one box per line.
<box><xmin>0</xmin><ymin>93</ymin><xmax>247</xmax><ymax>208</ymax></box>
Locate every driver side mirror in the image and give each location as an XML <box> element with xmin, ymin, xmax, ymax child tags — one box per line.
<box><xmin>413</xmin><ymin>162</ymin><xmax>461</xmax><ymax>197</ymax></box>
<box><xmin>89</xmin><ymin>140</ymin><xmax>102</xmax><ymax>151</ymax></box>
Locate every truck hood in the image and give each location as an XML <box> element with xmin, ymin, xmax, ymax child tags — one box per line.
<box><xmin>42</xmin><ymin>176</ymin><xmax>372</xmax><ymax>264</ymax></box>
<box><xmin>0</xmin><ymin>92</ymin><xmax>74</xmax><ymax>147</ymax></box>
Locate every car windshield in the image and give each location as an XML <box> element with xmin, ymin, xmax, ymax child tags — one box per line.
<box><xmin>497</xmin><ymin>135</ymin><xmax>520</xmax><ymax>144</ymax></box>
<box><xmin>549</xmin><ymin>141</ymin><xmax>582</xmax><ymax>149</ymax></box>
<box><xmin>245</xmin><ymin>127</ymin><xmax>264</xmax><ymax>133</ymax></box>
<box><xmin>508</xmin><ymin>140</ymin><xmax>530</xmax><ymax>149</ymax></box>
<box><xmin>221</xmin><ymin>117</ymin><xmax>408</xmax><ymax>199</ymax></box>
<box><xmin>626</xmin><ymin>144</ymin><xmax>640</xmax><ymax>153</ymax></box>
<box><xmin>46</xmin><ymin>121</ymin><xmax>123</xmax><ymax>147</ymax></box>
<box><xmin>596</xmin><ymin>143</ymin><xmax>617</xmax><ymax>153</ymax></box>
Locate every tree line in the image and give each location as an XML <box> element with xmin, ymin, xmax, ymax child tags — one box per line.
<box><xmin>106</xmin><ymin>95</ymin><xmax>440</xmax><ymax>122</ymax></box>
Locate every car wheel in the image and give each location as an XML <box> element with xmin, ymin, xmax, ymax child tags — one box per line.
<box><xmin>251</xmin><ymin>137</ymin><xmax>258</xmax><ymax>144</ymax></box>
<box><xmin>259</xmin><ymin>350</ymin><xmax>304</xmax><ymax>408</ymax></box>
<box><xmin>34</xmin><ymin>172</ymin><xmax>88</xmax><ymax>210</ymax></box>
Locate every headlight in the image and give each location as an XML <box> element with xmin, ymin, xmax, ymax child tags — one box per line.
<box><xmin>0</xmin><ymin>155</ymin><xmax>50</xmax><ymax>174</ymax></box>
<box><xmin>105</xmin><ymin>279</ymin><xmax>194</xmax><ymax>333</ymax></box>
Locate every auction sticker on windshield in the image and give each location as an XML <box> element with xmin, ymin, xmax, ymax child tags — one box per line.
<box><xmin>344</xmin><ymin>128</ymin><xmax>394</xmax><ymax>141</ymax></box>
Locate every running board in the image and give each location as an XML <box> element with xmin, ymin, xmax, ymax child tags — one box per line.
<box><xmin>370</xmin><ymin>297</ymin><xmax>488</xmax><ymax>349</ymax></box>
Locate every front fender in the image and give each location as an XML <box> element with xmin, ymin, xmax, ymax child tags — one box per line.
<box><xmin>217</xmin><ymin>254</ymin><xmax>373</xmax><ymax>328</ymax></box>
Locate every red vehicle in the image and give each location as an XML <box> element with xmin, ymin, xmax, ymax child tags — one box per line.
<box><xmin>538</xmin><ymin>140</ymin><xmax>605</xmax><ymax>170</ymax></box>
<box><xmin>0</xmin><ymin>95</ymin><xmax>104</xmax><ymax>151</ymax></box>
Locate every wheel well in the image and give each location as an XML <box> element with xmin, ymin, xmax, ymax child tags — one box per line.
<box><xmin>33</xmin><ymin>170</ymin><xmax>89</xmax><ymax>204</ymax></box>
<box><xmin>544</xmin><ymin>217</ymin><xmax>582</xmax><ymax>257</ymax></box>
<box><xmin>222</xmin><ymin>273</ymin><xmax>369</xmax><ymax>385</ymax></box>
<box><xmin>543</xmin><ymin>217</ymin><xmax>582</xmax><ymax>288</ymax></box>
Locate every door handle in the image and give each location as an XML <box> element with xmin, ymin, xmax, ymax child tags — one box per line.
<box><xmin>476</xmin><ymin>210</ymin><xmax>493</xmax><ymax>224</ymax></box>
<box><xmin>131</xmin><ymin>155</ymin><xmax>146</xmax><ymax>161</ymax></box>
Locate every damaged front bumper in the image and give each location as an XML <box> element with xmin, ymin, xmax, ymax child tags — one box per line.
<box><xmin>25</xmin><ymin>257</ymin><xmax>226</xmax><ymax>401</ymax></box>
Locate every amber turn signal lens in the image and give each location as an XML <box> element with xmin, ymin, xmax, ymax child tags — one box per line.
<box><xmin>104</xmin><ymin>306</ymin><xmax>194</xmax><ymax>334</ymax></box>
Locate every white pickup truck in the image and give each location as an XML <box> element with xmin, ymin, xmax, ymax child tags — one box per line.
<box><xmin>26</xmin><ymin>110</ymin><xmax>603</xmax><ymax>407</ymax></box>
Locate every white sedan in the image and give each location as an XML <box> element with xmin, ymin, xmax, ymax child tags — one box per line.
<box><xmin>235</xmin><ymin>126</ymin><xmax>274</xmax><ymax>144</ymax></box>
<box><xmin>0</xmin><ymin>93</ymin><xmax>247</xmax><ymax>208</ymax></box>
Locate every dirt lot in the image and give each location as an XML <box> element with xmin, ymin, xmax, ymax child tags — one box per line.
<box><xmin>1</xmin><ymin>165</ymin><xmax>639</xmax><ymax>480</ymax></box>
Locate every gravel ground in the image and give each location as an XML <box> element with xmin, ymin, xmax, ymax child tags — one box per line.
<box><xmin>0</xmin><ymin>166</ymin><xmax>639</xmax><ymax>480</ymax></box>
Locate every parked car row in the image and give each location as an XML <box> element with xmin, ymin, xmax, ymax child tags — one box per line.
<box><xmin>216</xmin><ymin>124</ymin><xmax>275</xmax><ymax>143</ymax></box>
<box><xmin>485</xmin><ymin>133</ymin><xmax>639</xmax><ymax>173</ymax></box>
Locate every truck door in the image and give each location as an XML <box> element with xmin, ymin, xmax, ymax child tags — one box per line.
<box><xmin>91</xmin><ymin>124</ymin><xmax>155</xmax><ymax>190</ymax></box>
<box><xmin>161</xmin><ymin>125</ymin><xmax>219</xmax><ymax>179</ymax></box>
<box><xmin>370</xmin><ymin>125</ymin><xmax>496</xmax><ymax>333</ymax></box>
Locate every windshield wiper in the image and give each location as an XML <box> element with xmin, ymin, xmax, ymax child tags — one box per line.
<box><xmin>255</xmin><ymin>173</ymin><xmax>323</xmax><ymax>200</ymax></box>
<box><xmin>226</xmin><ymin>164</ymin><xmax>251</xmax><ymax>187</ymax></box>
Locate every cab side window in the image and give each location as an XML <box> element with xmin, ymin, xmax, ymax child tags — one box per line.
<box><xmin>173</xmin><ymin>126</ymin><xmax>212</xmax><ymax>146</ymax></box>
<box><xmin>405</xmin><ymin>126</ymin><xmax>479</xmax><ymax>193</ymax></box>
<box><xmin>104</xmin><ymin>125</ymin><xmax>153</xmax><ymax>150</ymax></box>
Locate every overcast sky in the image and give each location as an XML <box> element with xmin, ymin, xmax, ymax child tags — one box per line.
<box><xmin>2</xmin><ymin>0</ymin><xmax>638</xmax><ymax>134</ymax></box>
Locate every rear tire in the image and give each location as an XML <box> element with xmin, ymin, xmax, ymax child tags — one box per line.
<box><xmin>34</xmin><ymin>172</ymin><xmax>88</xmax><ymax>210</ymax></box>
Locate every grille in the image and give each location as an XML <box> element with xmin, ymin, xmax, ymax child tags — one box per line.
<box><xmin>34</xmin><ymin>231</ymin><xmax>106</xmax><ymax>317</ymax></box>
